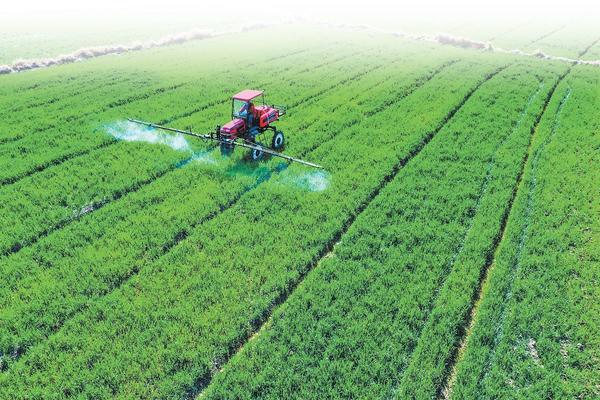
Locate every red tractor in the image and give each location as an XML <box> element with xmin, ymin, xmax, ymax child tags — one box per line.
<box><xmin>128</xmin><ymin>90</ymin><xmax>322</xmax><ymax>168</ymax></box>
<box><xmin>219</xmin><ymin>89</ymin><xmax>286</xmax><ymax>160</ymax></box>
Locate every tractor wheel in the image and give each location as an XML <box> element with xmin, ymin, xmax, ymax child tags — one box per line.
<box><xmin>250</xmin><ymin>147</ymin><xmax>263</xmax><ymax>161</ymax></box>
<box><xmin>220</xmin><ymin>142</ymin><xmax>234</xmax><ymax>156</ymax></box>
<box><xmin>272</xmin><ymin>131</ymin><xmax>285</xmax><ymax>150</ymax></box>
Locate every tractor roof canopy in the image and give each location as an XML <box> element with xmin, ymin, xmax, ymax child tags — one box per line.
<box><xmin>232</xmin><ymin>89</ymin><xmax>263</xmax><ymax>102</ymax></box>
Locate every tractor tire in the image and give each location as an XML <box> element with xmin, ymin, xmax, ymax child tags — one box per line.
<box><xmin>272</xmin><ymin>130</ymin><xmax>285</xmax><ymax>150</ymax></box>
<box><xmin>250</xmin><ymin>147</ymin><xmax>263</xmax><ymax>161</ymax></box>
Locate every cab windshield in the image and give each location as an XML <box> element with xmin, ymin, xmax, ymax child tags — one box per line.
<box><xmin>232</xmin><ymin>99</ymin><xmax>250</xmax><ymax>118</ymax></box>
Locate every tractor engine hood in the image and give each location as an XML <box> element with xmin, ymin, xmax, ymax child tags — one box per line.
<box><xmin>220</xmin><ymin>118</ymin><xmax>245</xmax><ymax>134</ymax></box>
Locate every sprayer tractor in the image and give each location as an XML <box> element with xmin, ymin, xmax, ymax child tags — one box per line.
<box><xmin>220</xmin><ymin>89</ymin><xmax>285</xmax><ymax>159</ymax></box>
<box><xmin>128</xmin><ymin>89</ymin><xmax>321</xmax><ymax>168</ymax></box>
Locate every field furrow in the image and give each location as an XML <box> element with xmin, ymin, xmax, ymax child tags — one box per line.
<box><xmin>451</xmin><ymin>65</ymin><xmax>599</xmax><ymax>399</ymax></box>
<box><xmin>200</xmin><ymin>61</ymin><xmax>573</xmax><ymax>399</ymax></box>
<box><xmin>0</xmin><ymin>44</ymin><xmax>399</xmax><ymax>256</ymax></box>
<box><xmin>0</xmin><ymin>55</ymin><xmax>501</xmax><ymax>399</ymax></box>
<box><xmin>397</xmin><ymin>61</ymin><xmax>570</xmax><ymax>399</ymax></box>
<box><xmin>0</xmin><ymin>47</ymin><xmax>451</xmax><ymax>369</ymax></box>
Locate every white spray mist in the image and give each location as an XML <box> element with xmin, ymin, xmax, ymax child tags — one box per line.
<box><xmin>280</xmin><ymin>169</ymin><xmax>331</xmax><ymax>192</ymax></box>
<box><xmin>106</xmin><ymin>120</ymin><xmax>191</xmax><ymax>152</ymax></box>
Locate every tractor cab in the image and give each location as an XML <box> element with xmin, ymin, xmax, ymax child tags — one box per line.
<box><xmin>220</xmin><ymin>89</ymin><xmax>287</xmax><ymax>158</ymax></box>
<box><xmin>231</xmin><ymin>89</ymin><xmax>264</xmax><ymax>128</ymax></box>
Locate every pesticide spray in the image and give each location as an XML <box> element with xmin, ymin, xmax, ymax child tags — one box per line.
<box><xmin>106</xmin><ymin>120</ymin><xmax>222</xmax><ymax>168</ymax></box>
<box><xmin>279</xmin><ymin>169</ymin><xmax>331</xmax><ymax>192</ymax></box>
<box><xmin>107</xmin><ymin>120</ymin><xmax>192</xmax><ymax>152</ymax></box>
<box><xmin>106</xmin><ymin>120</ymin><xmax>330</xmax><ymax>191</ymax></box>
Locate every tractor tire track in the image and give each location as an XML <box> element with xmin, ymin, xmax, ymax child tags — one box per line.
<box><xmin>0</xmin><ymin>47</ymin><xmax>356</xmax><ymax>187</ymax></box>
<box><xmin>189</xmin><ymin>64</ymin><xmax>506</xmax><ymax>398</ymax></box>
<box><xmin>527</xmin><ymin>24</ymin><xmax>567</xmax><ymax>48</ymax></box>
<box><xmin>392</xmin><ymin>75</ymin><xmax>544</xmax><ymax>399</ymax></box>
<box><xmin>440</xmin><ymin>35</ymin><xmax>597</xmax><ymax>398</ymax></box>
<box><xmin>578</xmin><ymin>36</ymin><xmax>600</xmax><ymax>58</ymax></box>
<box><xmin>439</xmin><ymin>67</ymin><xmax>573</xmax><ymax>400</ymax></box>
<box><xmin>3</xmin><ymin>57</ymin><xmax>452</xmax><ymax>369</ymax></box>
<box><xmin>0</xmin><ymin>135</ymin><xmax>24</xmax><ymax>146</ymax></box>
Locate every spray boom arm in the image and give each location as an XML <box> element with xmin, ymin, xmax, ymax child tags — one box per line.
<box><xmin>127</xmin><ymin>118</ymin><xmax>322</xmax><ymax>169</ymax></box>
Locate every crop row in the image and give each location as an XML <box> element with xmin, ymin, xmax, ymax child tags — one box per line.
<box><xmin>393</xmin><ymin>60</ymin><xmax>568</xmax><ymax>398</ymax></box>
<box><xmin>0</xmin><ymin>39</ymin><xmax>408</xmax><ymax>252</ymax></box>
<box><xmin>0</xmin><ymin>43</ymin><xmax>377</xmax><ymax>185</ymax></box>
<box><xmin>451</xmin><ymin>66</ymin><xmax>599</xmax><ymax>399</ymax></box>
<box><xmin>0</xmin><ymin>44</ymin><xmax>397</xmax><ymax>257</ymax></box>
<box><xmin>0</xmin><ymin>38</ymin><xmax>345</xmax><ymax>142</ymax></box>
<box><xmin>0</xmin><ymin>69</ymin><xmax>153</xmax><ymax>116</ymax></box>
<box><xmin>0</xmin><ymin>53</ymin><xmax>502</xmax><ymax>398</ymax></box>
<box><xmin>521</xmin><ymin>27</ymin><xmax>600</xmax><ymax>60</ymax></box>
<box><xmin>0</xmin><ymin>24</ymin><xmax>315</xmax><ymax>98</ymax></box>
<box><xmin>0</xmin><ymin>39</ymin><xmax>342</xmax><ymax>145</ymax></box>
<box><xmin>200</xmin><ymin>60</ymin><xmax>566</xmax><ymax>399</ymax></box>
<box><xmin>0</xmin><ymin>45</ymin><xmax>451</xmax><ymax>370</ymax></box>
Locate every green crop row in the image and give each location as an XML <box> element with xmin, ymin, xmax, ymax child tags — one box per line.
<box><xmin>520</xmin><ymin>27</ymin><xmax>599</xmax><ymax>60</ymax></box>
<box><xmin>0</xmin><ymin>52</ymin><xmax>502</xmax><ymax>398</ymax></box>
<box><xmin>451</xmin><ymin>66</ymin><xmax>600</xmax><ymax>399</ymax></box>
<box><xmin>0</xmin><ymin>142</ymin><xmax>190</xmax><ymax>255</ymax></box>
<box><xmin>0</xmin><ymin>38</ymin><xmax>344</xmax><ymax>141</ymax></box>
<box><xmin>0</xmin><ymin>70</ymin><xmax>144</xmax><ymax>117</ymax></box>
<box><xmin>0</xmin><ymin>39</ymin><xmax>339</xmax><ymax>145</ymax></box>
<box><xmin>0</xmin><ymin>42</ymin><xmax>373</xmax><ymax>185</ymax></box>
<box><xmin>0</xmin><ymin>24</ymin><xmax>298</xmax><ymax>98</ymax></box>
<box><xmin>393</xmin><ymin>60</ymin><xmax>569</xmax><ymax>398</ymax></box>
<box><xmin>200</xmin><ymin>60</ymin><xmax>566</xmax><ymax>399</ymax></box>
<box><xmin>0</xmin><ymin>42</ymin><xmax>398</xmax><ymax>256</ymax></box>
<box><xmin>0</xmin><ymin>45</ymin><xmax>437</xmax><ymax>366</ymax></box>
